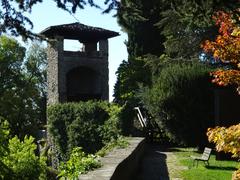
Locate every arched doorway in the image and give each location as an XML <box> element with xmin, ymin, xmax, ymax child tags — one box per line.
<box><xmin>66</xmin><ymin>67</ymin><xmax>101</xmax><ymax>102</ymax></box>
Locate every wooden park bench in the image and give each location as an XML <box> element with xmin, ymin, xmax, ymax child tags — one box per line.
<box><xmin>191</xmin><ymin>147</ymin><xmax>212</xmax><ymax>167</ymax></box>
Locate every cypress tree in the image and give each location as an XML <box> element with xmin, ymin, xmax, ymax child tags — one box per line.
<box><xmin>117</xmin><ymin>0</ymin><xmax>170</xmax><ymax>57</ymax></box>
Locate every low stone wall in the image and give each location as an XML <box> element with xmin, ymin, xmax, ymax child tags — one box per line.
<box><xmin>79</xmin><ymin>137</ymin><xmax>146</xmax><ymax>180</ymax></box>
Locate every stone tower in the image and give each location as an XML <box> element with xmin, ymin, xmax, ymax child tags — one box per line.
<box><xmin>40</xmin><ymin>23</ymin><xmax>119</xmax><ymax>105</ymax></box>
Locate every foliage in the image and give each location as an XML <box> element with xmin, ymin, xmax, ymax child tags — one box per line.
<box><xmin>0</xmin><ymin>0</ymin><xmax>119</xmax><ymax>39</ymax></box>
<box><xmin>157</xmin><ymin>0</ymin><xmax>240</xmax><ymax>59</ymax></box>
<box><xmin>0</xmin><ymin>36</ymin><xmax>47</xmax><ymax>138</ymax></box>
<box><xmin>139</xmin><ymin>60</ymin><xmax>214</xmax><ymax>146</ymax></box>
<box><xmin>114</xmin><ymin>58</ymin><xmax>151</xmax><ymax>105</ymax></box>
<box><xmin>0</xmin><ymin>120</ymin><xmax>47</xmax><ymax>180</ymax></box>
<box><xmin>24</xmin><ymin>41</ymin><xmax>47</xmax><ymax>126</ymax></box>
<box><xmin>0</xmin><ymin>117</ymin><xmax>9</xmax><ymax>155</ymax></box>
<box><xmin>115</xmin><ymin>1</ymin><xmax>168</xmax><ymax>130</ymax></box>
<box><xmin>207</xmin><ymin>124</ymin><xmax>240</xmax><ymax>158</ymax></box>
<box><xmin>100</xmin><ymin>104</ymin><xmax>123</xmax><ymax>144</ymax></box>
<box><xmin>232</xmin><ymin>169</ymin><xmax>240</xmax><ymax>180</ymax></box>
<box><xmin>114</xmin><ymin>2</ymin><xmax>239</xmax><ymax>135</ymax></box>
<box><xmin>113</xmin><ymin>57</ymin><xmax>152</xmax><ymax>135</ymax></box>
<box><xmin>47</xmin><ymin>101</ymin><xmax>122</xmax><ymax>160</ymax></box>
<box><xmin>0</xmin><ymin>118</ymin><xmax>11</xmax><ymax>179</ymax></box>
<box><xmin>117</xmin><ymin>0</ymin><xmax>168</xmax><ymax>57</ymax></box>
<box><xmin>2</xmin><ymin>136</ymin><xmax>47</xmax><ymax>180</ymax></box>
<box><xmin>204</xmin><ymin>9</ymin><xmax>240</xmax><ymax>180</ymax></box>
<box><xmin>202</xmin><ymin>9</ymin><xmax>240</xmax><ymax>94</ymax></box>
<box><xmin>58</xmin><ymin>147</ymin><xmax>101</xmax><ymax>179</ymax></box>
<box><xmin>58</xmin><ymin>137</ymin><xmax>129</xmax><ymax>179</ymax></box>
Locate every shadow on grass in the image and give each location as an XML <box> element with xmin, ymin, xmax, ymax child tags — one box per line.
<box><xmin>206</xmin><ymin>166</ymin><xmax>238</xmax><ymax>171</ymax></box>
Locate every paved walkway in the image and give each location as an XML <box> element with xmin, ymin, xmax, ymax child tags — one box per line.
<box><xmin>136</xmin><ymin>144</ymin><xmax>187</xmax><ymax>180</ymax></box>
<box><xmin>79</xmin><ymin>137</ymin><xmax>144</xmax><ymax>180</ymax></box>
<box><xmin>79</xmin><ymin>138</ymin><xmax>188</xmax><ymax>180</ymax></box>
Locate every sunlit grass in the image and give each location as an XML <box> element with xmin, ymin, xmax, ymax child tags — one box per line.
<box><xmin>172</xmin><ymin>148</ymin><xmax>239</xmax><ymax>180</ymax></box>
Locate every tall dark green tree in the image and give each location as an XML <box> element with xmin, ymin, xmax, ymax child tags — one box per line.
<box><xmin>117</xmin><ymin>0</ymin><xmax>169</xmax><ymax>57</ymax></box>
<box><xmin>113</xmin><ymin>58</ymin><xmax>151</xmax><ymax>105</ymax></box>
<box><xmin>0</xmin><ymin>36</ymin><xmax>47</xmax><ymax>138</ymax></box>
<box><xmin>24</xmin><ymin>42</ymin><xmax>47</xmax><ymax>127</ymax></box>
<box><xmin>114</xmin><ymin>0</ymin><xmax>171</xmax><ymax>106</ymax></box>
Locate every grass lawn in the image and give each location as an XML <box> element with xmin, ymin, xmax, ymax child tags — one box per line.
<box><xmin>171</xmin><ymin>148</ymin><xmax>239</xmax><ymax>180</ymax></box>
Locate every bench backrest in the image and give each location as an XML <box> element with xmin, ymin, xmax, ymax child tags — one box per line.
<box><xmin>201</xmin><ymin>147</ymin><xmax>212</xmax><ymax>160</ymax></box>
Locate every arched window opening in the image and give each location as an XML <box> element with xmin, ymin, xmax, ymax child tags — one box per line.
<box><xmin>66</xmin><ymin>67</ymin><xmax>101</xmax><ymax>102</ymax></box>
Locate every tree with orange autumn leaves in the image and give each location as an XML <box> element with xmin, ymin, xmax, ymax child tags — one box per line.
<box><xmin>202</xmin><ymin>9</ymin><xmax>240</xmax><ymax>180</ymax></box>
<box><xmin>202</xmin><ymin>9</ymin><xmax>240</xmax><ymax>94</ymax></box>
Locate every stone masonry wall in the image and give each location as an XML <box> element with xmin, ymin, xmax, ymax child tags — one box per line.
<box><xmin>47</xmin><ymin>38</ymin><xmax>109</xmax><ymax>105</ymax></box>
<box><xmin>47</xmin><ymin>37</ymin><xmax>63</xmax><ymax>105</ymax></box>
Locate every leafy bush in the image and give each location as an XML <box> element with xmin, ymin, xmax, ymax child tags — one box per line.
<box><xmin>207</xmin><ymin>124</ymin><xmax>240</xmax><ymax>180</ymax></box>
<box><xmin>140</xmin><ymin>62</ymin><xmax>215</xmax><ymax>146</ymax></box>
<box><xmin>100</xmin><ymin>104</ymin><xmax>123</xmax><ymax>144</ymax></box>
<box><xmin>58</xmin><ymin>147</ymin><xmax>101</xmax><ymax>179</ymax></box>
<box><xmin>0</xmin><ymin>119</ymin><xmax>47</xmax><ymax>179</ymax></box>
<box><xmin>3</xmin><ymin>136</ymin><xmax>47</xmax><ymax>180</ymax></box>
<box><xmin>0</xmin><ymin>118</ymin><xmax>11</xmax><ymax>179</ymax></box>
<box><xmin>47</xmin><ymin>101</ymin><xmax>122</xmax><ymax>160</ymax></box>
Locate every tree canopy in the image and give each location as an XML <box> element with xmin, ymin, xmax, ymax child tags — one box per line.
<box><xmin>114</xmin><ymin>0</ymin><xmax>240</xmax><ymax>104</ymax></box>
<box><xmin>202</xmin><ymin>9</ymin><xmax>240</xmax><ymax>94</ymax></box>
<box><xmin>0</xmin><ymin>0</ymin><xmax>120</xmax><ymax>39</ymax></box>
<box><xmin>158</xmin><ymin>0</ymin><xmax>240</xmax><ymax>59</ymax></box>
<box><xmin>0</xmin><ymin>36</ymin><xmax>47</xmax><ymax>138</ymax></box>
<box><xmin>117</xmin><ymin>0</ymin><xmax>169</xmax><ymax>57</ymax></box>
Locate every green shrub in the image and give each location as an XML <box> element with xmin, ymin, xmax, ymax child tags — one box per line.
<box><xmin>140</xmin><ymin>62</ymin><xmax>215</xmax><ymax>146</ymax></box>
<box><xmin>0</xmin><ymin>119</ymin><xmax>47</xmax><ymax>179</ymax></box>
<box><xmin>100</xmin><ymin>104</ymin><xmax>123</xmax><ymax>144</ymax></box>
<box><xmin>58</xmin><ymin>147</ymin><xmax>101</xmax><ymax>179</ymax></box>
<box><xmin>0</xmin><ymin>118</ymin><xmax>9</xmax><ymax>156</ymax></box>
<box><xmin>0</xmin><ymin>118</ymin><xmax>11</xmax><ymax>179</ymax></box>
<box><xmin>47</xmin><ymin>101</ymin><xmax>122</xmax><ymax>160</ymax></box>
<box><xmin>2</xmin><ymin>135</ymin><xmax>47</xmax><ymax>180</ymax></box>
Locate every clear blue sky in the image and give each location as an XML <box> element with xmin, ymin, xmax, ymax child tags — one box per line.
<box><xmin>26</xmin><ymin>1</ymin><xmax>128</xmax><ymax>101</ymax></box>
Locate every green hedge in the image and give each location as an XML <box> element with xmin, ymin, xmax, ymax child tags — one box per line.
<box><xmin>47</xmin><ymin>101</ymin><xmax>122</xmax><ymax>160</ymax></box>
<box><xmin>140</xmin><ymin>62</ymin><xmax>215</xmax><ymax>146</ymax></box>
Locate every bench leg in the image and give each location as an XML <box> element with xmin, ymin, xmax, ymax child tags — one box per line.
<box><xmin>192</xmin><ymin>160</ymin><xmax>195</xmax><ymax>167</ymax></box>
<box><xmin>205</xmin><ymin>161</ymin><xmax>209</xmax><ymax>166</ymax></box>
<box><xmin>192</xmin><ymin>159</ymin><xmax>197</xmax><ymax>167</ymax></box>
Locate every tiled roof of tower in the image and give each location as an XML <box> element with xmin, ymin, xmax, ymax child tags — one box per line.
<box><xmin>40</xmin><ymin>22</ymin><xmax>119</xmax><ymax>42</ymax></box>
